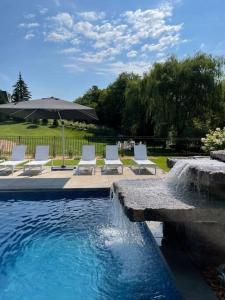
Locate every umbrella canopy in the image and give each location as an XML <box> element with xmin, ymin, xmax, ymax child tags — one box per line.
<box><xmin>0</xmin><ymin>97</ymin><xmax>98</xmax><ymax>122</ymax></box>
<box><xmin>0</xmin><ymin>97</ymin><xmax>98</xmax><ymax>169</ymax></box>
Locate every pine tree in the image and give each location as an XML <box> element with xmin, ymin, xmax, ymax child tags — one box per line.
<box><xmin>11</xmin><ymin>72</ymin><xmax>31</xmax><ymax>102</ymax></box>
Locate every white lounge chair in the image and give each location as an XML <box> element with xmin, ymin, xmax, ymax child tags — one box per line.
<box><xmin>76</xmin><ymin>145</ymin><xmax>96</xmax><ymax>175</ymax></box>
<box><xmin>133</xmin><ymin>144</ymin><xmax>156</xmax><ymax>174</ymax></box>
<box><xmin>104</xmin><ymin>145</ymin><xmax>123</xmax><ymax>174</ymax></box>
<box><xmin>0</xmin><ymin>145</ymin><xmax>27</xmax><ymax>174</ymax></box>
<box><xmin>23</xmin><ymin>145</ymin><xmax>51</xmax><ymax>173</ymax></box>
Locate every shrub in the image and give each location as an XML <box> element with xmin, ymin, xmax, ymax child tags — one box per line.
<box><xmin>202</xmin><ymin>128</ymin><xmax>225</xmax><ymax>152</ymax></box>
<box><xmin>42</xmin><ymin>119</ymin><xmax>48</xmax><ymax>126</ymax></box>
<box><xmin>52</xmin><ymin>119</ymin><xmax>59</xmax><ymax>127</ymax></box>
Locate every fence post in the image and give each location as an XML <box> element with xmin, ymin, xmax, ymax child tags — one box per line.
<box><xmin>53</xmin><ymin>136</ymin><xmax>56</xmax><ymax>158</ymax></box>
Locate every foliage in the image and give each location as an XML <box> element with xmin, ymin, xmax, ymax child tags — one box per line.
<box><xmin>52</xmin><ymin>119</ymin><xmax>59</xmax><ymax>127</ymax></box>
<box><xmin>76</xmin><ymin>85</ymin><xmax>102</xmax><ymax>109</ymax></box>
<box><xmin>11</xmin><ymin>72</ymin><xmax>31</xmax><ymax>102</ymax></box>
<box><xmin>0</xmin><ymin>90</ymin><xmax>9</xmax><ymax>121</ymax></box>
<box><xmin>42</xmin><ymin>119</ymin><xmax>48</xmax><ymax>126</ymax></box>
<box><xmin>0</xmin><ymin>90</ymin><xmax>9</xmax><ymax>104</ymax></box>
<box><xmin>202</xmin><ymin>128</ymin><xmax>225</xmax><ymax>152</ymax></box>
<box><xmin>75</xmin><ymin>53</ymin><xmax>225</xmax><ymax>139</ymax></box>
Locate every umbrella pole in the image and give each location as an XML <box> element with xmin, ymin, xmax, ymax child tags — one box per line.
<box><xmin>62</xmin><ymin>122</ymin><xmax>65</xmax><ymax>168</ymax></box>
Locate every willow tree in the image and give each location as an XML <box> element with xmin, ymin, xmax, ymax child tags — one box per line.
<box><xmin>145</xmin><ymin>53</ymin><xmax>225</xmax><ymax>137</ymax></box>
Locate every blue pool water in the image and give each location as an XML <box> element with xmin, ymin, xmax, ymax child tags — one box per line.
<box><xmin>0</xmin><ymin>190</ymin><xmax>182</xmax><ymax>300</ymax></box>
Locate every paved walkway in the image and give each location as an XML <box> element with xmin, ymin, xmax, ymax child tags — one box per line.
<box><xmin>0</xmin><ymin>167</ymin><xmax>165</xmax><ymax>190</ymax></box>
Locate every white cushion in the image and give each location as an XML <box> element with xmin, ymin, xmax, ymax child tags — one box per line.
<box><xmin>134</xmin><ymin>159</ymin><xmax>156</xmax><ymax>166</ymax></box>
<box><xmin>0</xmin><ymin>160</ymin><xmax>27</xmax><ymax>167</ymax></box>
<box><xmin>35</xmin><ymin>146</ymin><xmax>49</xmax><ymax>161</ymax></box>
<box><xmin>134</xmin><ymin>144</ymin><xmax>148</xmax><ymax>160</ymax></box>
<box><xmin>105</xmin><ymin>159</ymin><xmax>123</xmax><ymax>166</ymax></box>
<box><xmin>82</xmin><ymin>145</ymin><xmax>95</xmax><ymax>161</ymax></box>
<box><xmin>78</xmin><ymin>159</ymin><xmax>96</xmax><ymax>166</ymax></box>
<box><xmin>11</xmin><ymin>145</ymin><xmax>26</xmax><ymax>161</ymax></box>
<box><xmin>25</xmin><ymin>160</ymin><xmax>51</xmax><ymax>166</ymax></box>
<box><xmin>106</xmin><ymin>145</ymin><xmax>119</xmax><ymax>160</ymax></box>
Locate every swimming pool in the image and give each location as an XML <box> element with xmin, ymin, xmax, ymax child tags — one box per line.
<box><xmin>0</xmin><ymin>190</ymin><xmax>182</xmax><ymax>300</ymax></box>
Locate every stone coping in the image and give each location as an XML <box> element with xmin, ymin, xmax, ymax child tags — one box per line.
<box><xmin>113</xmin><ymin>179</ymin><xmax>225</xmax><ymax>222</ymax></box>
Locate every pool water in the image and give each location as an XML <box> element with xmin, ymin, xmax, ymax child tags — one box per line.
<box><xmin>0</xmin><ymin>190</ymin><xmax>182</xmax><ymax>300</ymax></box>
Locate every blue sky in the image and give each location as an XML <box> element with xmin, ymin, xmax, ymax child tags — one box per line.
<box><xmin>0</xmin><ymin>0</ymin><xmax>224</xmax><ymax>101</ymax></box>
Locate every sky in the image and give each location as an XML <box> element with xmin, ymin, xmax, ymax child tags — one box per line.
<box><xmin>0</xmin><ymin>0</ymin><xmax>224</xmax><ymax>101</ymax></box>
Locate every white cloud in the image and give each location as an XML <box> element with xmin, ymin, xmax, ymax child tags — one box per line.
<box><xmin>127</xmin><ymin>50</ymin><xmax>138</xmax><ymax>58</ymax></box>
<box><xmin>50</xmin><ymin>12</ymin><xmax>74</xmax><ymax>28</ymax></box>
<box><xmin>46</xmin><ymin>30</ymin><xmax>73</xmax><ymax>42</ymax></box>
<box><xmin>24</xmin><ymin>13</ymin><xmax>35</xmax><ymax>19</ymax></box>
<box><xmin>21</xmin><ymin>1</ymin><xmax>185</xmax><ymax>75</ymax></box>
<box><xmin>78</xmin><ymin>11</ymin><xmax>106</xmax><ymax>21</ymax></box>
<box><xmin>78</xmin><ymin>48</ymin><xmax>120</xmax><ymax>63</ymax></box>
<box><xmin>19</xmin><ymin>22</ymin><xmax>39</xmax><ymax>28</ymax></box>
<box><xmin>24</xmin><ymin>33</ymin><xmax>35</xmax><ymax>40</ymax></box>
<box><xmin>99</xmin><ymin>61</ymin><xmax>151</xmax><ymax>75</ymax></box>
<box><xmin>71</xmin><ymin>38</ymin><xmax>80</xmax><ymax>45</ymax></box>
<box><xmin>64</xmin><ymin>64</ymin><xmax>85</xmax><ymax>72</ymax></box>
<box><xmin>60</xmin><ymin>47</ymin><xmax>79</xmax><ymax>54</ymax></box>
<box><xmin>40</xmin><ymin>8</ymin><xmax>48</xmax><ymax>15</ymax></box>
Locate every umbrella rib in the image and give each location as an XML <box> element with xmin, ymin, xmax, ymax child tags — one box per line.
<box><xmin>24</xmin><ymin>109</ymin><xmax>38</xmax><ymax>119</ymax></box>
<box><xmin>58</xmin><ymin>111</ymin><xmax>62</xmax><ymax>120</ymax></box>
<box><xmin>76</xmin><ymin>109</ymin><xmax>98</xmax><ymax>121</ymax></box>
<box><xmin>9</xmin><ymin>109</ymin><xmax>26</xmax><ymax>116</ymax></box>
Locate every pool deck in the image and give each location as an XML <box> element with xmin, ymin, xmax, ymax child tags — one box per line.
<box><xmin>0</xmin><ymin>166</ymin><xmax>165</xmax><ymax>190</ymax></box>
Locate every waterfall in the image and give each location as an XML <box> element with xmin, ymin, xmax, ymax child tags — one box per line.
<box><xmin>99</xmin><ymin>190</ymin><xmax>146</xmax><ymax>280</ymax></box>
<box><xmin>165</xmin><ymin>158</ymin><xmax>225</xmax><ymax>193</ymax></box>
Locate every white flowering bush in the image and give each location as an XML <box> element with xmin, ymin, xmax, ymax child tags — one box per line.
<box><xmin>202</xmin><ymin>128</ymin><xmax>225</xmax><ymax>152</ymax></box>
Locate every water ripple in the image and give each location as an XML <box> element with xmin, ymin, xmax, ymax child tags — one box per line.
<box><xmin>0</xmin><ymin>192</ymin><xmax>181</xmax><ymax>300</ymax></box>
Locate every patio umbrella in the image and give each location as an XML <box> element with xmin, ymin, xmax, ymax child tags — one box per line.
<box><xmin>0</xmin><ymin>97</ymin><xmax>98</xmax><ymax>169</ymax></box>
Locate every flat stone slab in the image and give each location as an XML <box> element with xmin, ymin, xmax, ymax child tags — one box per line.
<box><xmin>113</xmin><ymin>179</ymin><xmax>225</xmax><ymax>222</ymax></box>
<box><xmin>167</xmin><ymin>156</ymin><xmax>209</xmax><ymax>168</ymax></box>
<box><xmin>211</xmin><ymin>150</ymin><xmax>225</xmax><ymax>162</ymax></box>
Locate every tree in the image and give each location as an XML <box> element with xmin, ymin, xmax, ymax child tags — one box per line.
<box><xmin>75</xmin><ymin>85</ymin><xmax>102</xmax><ymax>109</ymax></box>
<box><xmin>0</xmin><ymin>90</ymin><xmax>9</xmax><ymax>121</ymax></box>
<box><xmin>143</xmin><ymin>53</ymin><xmax>225</xmax><ymax>138</ymax></box>
<box><xmin>99</xmin><ymin>73</ymin><xmax>139</xmax><ymax>131</ymax></box>
<box><xmin>74</xmin><ymin>53</ymin><xmax>225</xmax><ymax>138</ymax></box>
<box><xmin>0</xmin><ymin>90</ymin><xmax>9</xmax><ymax>104</ymax></box>
<box><xmin>11</xmin><ymin>72</ymin><xmax>31</xmax><ymax>102</ymax></box>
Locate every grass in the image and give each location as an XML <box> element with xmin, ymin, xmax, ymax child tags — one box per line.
<box><xmin>49</xmin><ymin>156</ymin><xmax>170</xmax><ymax>172</ymax></box>
<box><xmin>0</xmin><ymin>121</ymin><xmax>90</xmax><ymax>138</ymax></box>
<box><xmin>150</xmin><ymin>156</ymin><xmax>170</xmax><ymax>172</ymax></box>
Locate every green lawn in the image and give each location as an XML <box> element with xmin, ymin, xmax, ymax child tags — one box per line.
<box><xmin>0</xmin><ymin>122</ymin><xmax>90</xmax><ymax>138</ymax></box>
<box><xmin>49</xmin><ymin>157</ymin><xmax>170</xmax><ymax>172</ymax></box>
<box><xmin>151</xmin><ymin>156</ymin><xmax>170</xmax><ymax>172</ymax></box>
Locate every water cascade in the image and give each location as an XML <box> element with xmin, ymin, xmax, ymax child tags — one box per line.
<box><xmin>112</xmin><ymin>156</ymin><xmax>225</xmax><ymax>266</ymax></box>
